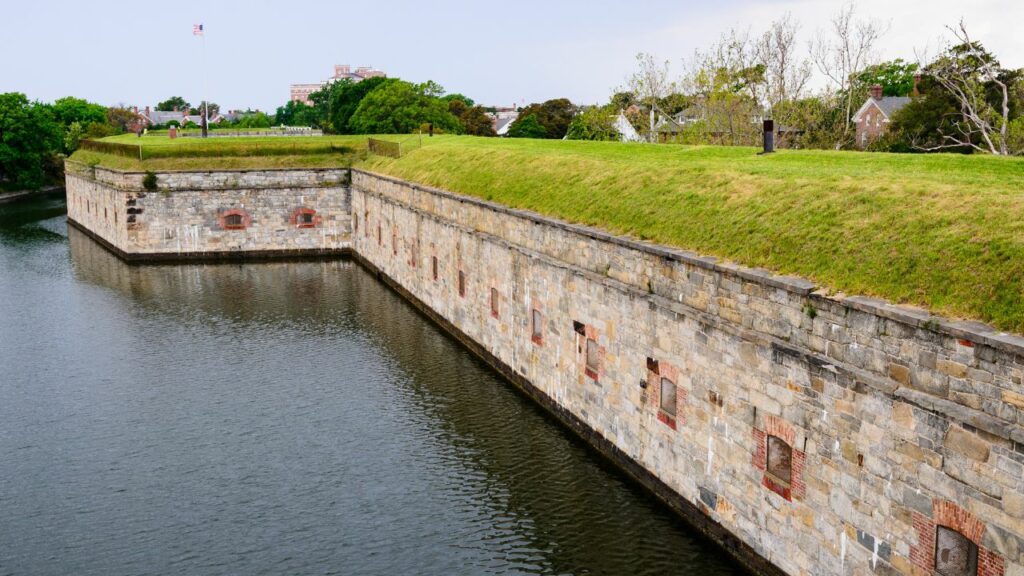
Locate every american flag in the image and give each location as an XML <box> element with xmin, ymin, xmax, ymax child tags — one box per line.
<box><xmin>193</xmin><ymin>24</ymin><xmax>204</xmax><ymax>36</ymax></box>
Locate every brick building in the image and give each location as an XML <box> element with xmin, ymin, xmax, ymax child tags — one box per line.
<box><xmin>853</xmin><ymin>84</ymin><xmax>911</xmax><ymax>148</ymax></box>
<box><xmin>289</xmin><ymin>65</ymin><xmax>386</xmax><ymax>106</ymax></box>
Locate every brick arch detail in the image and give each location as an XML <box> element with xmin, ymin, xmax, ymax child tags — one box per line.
<box><xmin>290</xmin><ymin>207</ymin><xmax>321</xmax><ymax>229</ymax></box>
<box><xmin>910</xmin><ymin>499</ymin><xmax>1005</xmax><ymax>576</ymax></box>
<box><xmin>218</xmin><ymin>208</ymin><xmax>252</xmax><ymax>230</ymax></box>
<box><xmin>752</xmin><ymin>414</ymin><xmax>805</xmax><ymax>501</ymax></box>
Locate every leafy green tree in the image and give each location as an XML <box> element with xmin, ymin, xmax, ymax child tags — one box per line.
<box><xmin>195</xmin><ymin>101</ymin><xmax>220</xmax><ymax>117</ymax></box>
<box><xmin>459</xmin><ymin>106</ymin><xmax>496</xmax><ymax>136</ymax></box>
<box><xmin>275</xmin><ymin>100</ymin><xmax>322</xmax><ymax>128</ymax></box>
<box><xmin>0</xmin><ymin>92</ymin><xmax>60</xmax><ymax>189</ymax></box>
<box><xmin>506</xmin><ymin>114</ymin><xmax>546</xmax><ymax>138</ymax></box>
<box><xmin>308</xmin><ymin>76</ymin><xmax>390</xmax><ymax>133</ymax></box>
<box><xmin>237</xmin><ymin>112</ymin><xmax>273</xmax><ymax>129</ymax></box>
<box><xmin>890</xmin><ymin>38</ymin><xmax>1022</xmax><ymax>154</ymax></box>
<box><xmin>51</xmin><ymin>97</ymin><xmax>107</xmax><ymax>129</ymax></box>
<box><xmin>349</xmin><ymin>79</ymin><xmax>460</xmax><ymax>134</ymax></box>
<box><xmin>49</xmin><ymin>97</ymin><xmax>110</xmax><ymax>153</ymax></box>
<box><xmin>565</xmin><ymin>105</ymin><xmax>619</xmax><ymax>141</ymax></box>
<box><xmin>442</xmin><ymin>93</ymin><xmax>475</xmax><ymax>108</ymax></box>
<box><xmin>511</xmin><ymin>99</ymin><xmax>577</xmax><ymax>139</ymax></box>
<box><xmin>853</xmin><ymin>59</ymin><xmax>920</xmax><ymax>97</ymax></box>
<box><xmin>156</xmin><ymin>96</ymin><xmax>191</xmax><ymax>111</ymax></box>
<box><xmin>105</xmin><ymin>107</ymin><xmax>140</xmax><ymax>133</ymax></box>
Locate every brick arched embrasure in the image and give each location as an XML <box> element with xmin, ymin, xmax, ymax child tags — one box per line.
<box><xmin>218</xmin><ymin>208</ymin><xmax>252</xmax><ymax>230</ymax></box>
<box><xmin>911</xmin><ymin>500</ymin><xmax>1005</xmax><ymax>576</ymax></box>
<box><xmin>290</xmin><ymin>207</ymin><xmax>321</xmax><ymax>229</ymax></box>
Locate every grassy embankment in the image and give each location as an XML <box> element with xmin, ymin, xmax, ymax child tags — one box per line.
<box><xmin>69</xmin><ymin>133</ymin><xmax>388</xmax><ymax>171</ymax></box>
<box><xmin>73</xmin><ymin>134</ymin><xmax>1024</xmax><ymax>332</ymax></box>
<box><xmin>361</xmin><ymin>137</ymin><xmax>1024</xmax><ymax>333</ymax></box>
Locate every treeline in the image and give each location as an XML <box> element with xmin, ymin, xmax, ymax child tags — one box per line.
<box><xmin>274</xmin><ymin>77</ymin><xmax>496</xmax><ymax>136</ymax></box>
<box><xmin>0</xmin><ymin>93</ymin><xmax>145</xmax><ymax>190</ymax></box>
<box><xmin>576</xmin><ymin>6</ymin><xmax>1023</xmax><ymax>155</ymax></box>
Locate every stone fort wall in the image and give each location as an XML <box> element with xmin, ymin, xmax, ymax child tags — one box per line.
<box><xmin>65</xmin><ymin>162</ymin><xmax>351</xmax><ymax>260</ymax></box>
<box><xmin>350</xmin><ymin>169</ymin><xmax>1024</xmax><ymax>576</ymax></box>
<box><xmin>66</xmin><ymin>162</ymin><xmax>1024</xmax><ymax>575</ymax></box>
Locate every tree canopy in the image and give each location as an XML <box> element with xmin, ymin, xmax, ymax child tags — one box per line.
<box><xmin>509</xmin><ymin>99</ymin><xmax>577</xmax><ymax>139</ymax></box>
<box><xmin>156</xmin><ymin>96</ymin><xmax>190</xmax><ymax>111</ymax></box>
<box><xmin>349</xmin><ymin>79</ymin><xmax>461</xmax><ymax>134</ymax></box>
<box><xmin>0</xmin><ymin>93</ymin><xmax>60</xmax><ymax>189</ymax></box>
<box><xmin>507</xmin><ymin>114</ymin><xmax>547</xmax><ymax>138</ymax></box>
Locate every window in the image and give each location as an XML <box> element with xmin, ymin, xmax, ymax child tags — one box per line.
<box><xmin>531</xmin><ymin>309</ymin><xmax>543</xmax><ymax>343</ymax></box>
<box><xmin>490</xmin><ymin>288</ymin><xmax>499</xmax><ymax>318</ymax></box>
<box><xmin>364</xmin><ymin>211</ymin><xmax>369</xmax><ymax>237</ymax></box>
<box><xmin>766</xmin><ymin>435</ymin><xmax>792</xmax><ymax>485</ymax></box>
<box><xmin>458</xmin><ymin>271</ymin><xmax>466</xmax><ymax>297</ymax></box>
<box><xmin>377</xmin><ymin>224</ymin><xmax>382</xmax><ymax>245</ymax></box>
<box><xmin>935</xmin><ymin>527</ymin><xmax>978</xmax><ymax>576</ymax></box>
<box><xmin>353</xmin><ymin>213</ymin><xmax>358</xmax><ymax>233</ymax></box>
<box><xmin>392</xmin><ymin>231</ymin><xmax>398</xmax><ymax>255</ymax></box>
<box><xmin>223</xmin><ymin>213</ymin><xmax>244</xmax><ymax>229</ymax></box>
<box><xmin>432</xmin><ymin>256</ymin><xmax>438</xmax><ymax>281</ymax></box>
<box><xmin>660</xmin><ymin>377</ymin><xmax>677</xmax><ymax>416</ymax></box>
<box><xmin>585</xmin><ymin>338</ymin><xmax>599</xmax><ymax>374</ymax></box>
<box><xmin>299</xmin><ymin>212</ymin><xmax>315</xmax><ymax>227</ymax></box>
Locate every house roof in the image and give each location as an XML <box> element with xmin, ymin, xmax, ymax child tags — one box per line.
<box><xmin>853</xmin><ymin>96</ymin><xmax>912</xmax><ymax>122</ymax></box>
<box><xmin>495</xmin><ymin>115</ymin><xmax>517</xmax><ymax>136</ymax></box>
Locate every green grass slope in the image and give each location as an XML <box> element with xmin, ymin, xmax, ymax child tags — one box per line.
<box><xmin>359</xmin><ymin>136</ymin><xmax>1024</xmax><ymax>333</ymax></box>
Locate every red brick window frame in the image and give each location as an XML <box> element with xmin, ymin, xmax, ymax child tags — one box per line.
<box><xmin>531</xmin><ymin>307</ymin><xmax>544</xmax><ymax>346</ymax></box>
<box><xmin>574</xmin><ymin>321</ymin><xmax>602</xmax><ymax>382</ymax></box>
<box><xmin>290</xmin><ymin>207</ymin><xmax>319</xmax><ymax>229</ymax></box>
<box><xmin>219</xmin><ymin>209</ymin><xmax>252</xmax><ymax>230</ymax></box>
<box><xmin>752</xmin><ymin>415</ymin><xmax>805</xmax><ymax>501</ymax></box>
<box><xmin>911</xmin><ymin>500</ymin><xmax>1005</xmax><ymax>576</ymax></box>
<box><xmin>647</xmin><ymin>359</ymin><xmax>685</xmax><ymax>430</ymax></box>
<box><xmin>490</xmin><ymin>287</ymin><xmax>500</xmax><ymax>318</ymax></box>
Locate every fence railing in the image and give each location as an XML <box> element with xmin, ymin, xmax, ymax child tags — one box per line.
<box><xmin>367</xmin><ymin>134</ymin><xmax>424</xmax><ymax>158</ymax></box>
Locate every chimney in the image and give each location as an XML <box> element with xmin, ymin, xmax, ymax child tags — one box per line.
<box><xmin>870</xmin><ymin>84</ymin><xmax>883</xmax><ymax>100</ymax></box>
<box><xmin>911</xmin><ymin>74</ymin><xmax>922</xmax><ymax>97</ymax></box>
<box><xmin>145</xmin><ymin>105</ymin><xmax>151</xmax><ymax>116</ymax></box>
<box><xmin>173</xmin><ymin>105</ymin><xmax>178</xmax><ymax>112</ymax></box>
<box><xmin>133</xmin><ymin>106</ymin><xmax>139</xmax><ymax>113</ymax></box>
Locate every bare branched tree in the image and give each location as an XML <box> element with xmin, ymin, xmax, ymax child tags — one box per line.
<box><xmin>920</xmin><ymin>20</ymin><xmax>1012</xmax><ymax>155</ymax></box>
<box><xmin>810</xmin><ymin>2</ymin><xmax>887</xmax><ymax>147</ymax></box>
<box><xmin>756</xmin><ymin>14</ymin><xmax>812</xmax><ymax>112</ymax></box>
<box><xmin>625</xmin><ymin>52</ymin><xmax>675</xmax><ymax>142</ymax></box>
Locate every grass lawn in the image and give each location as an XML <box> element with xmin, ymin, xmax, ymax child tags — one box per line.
<box><xmin>360</xmin><ymin>136</ymin><xmax>1024</xmax><ymax>333</ymax></box>
<box><xmin>70</xmin><ymin>133</ymin><xmax>1024</xmax><ymax>332</ymax></box>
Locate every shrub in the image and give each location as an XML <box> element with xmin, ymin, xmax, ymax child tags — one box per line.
<box><xmin>142</xmin><ymin>171</ymin><xmax>158</xmax><ymax>191</ymax></box>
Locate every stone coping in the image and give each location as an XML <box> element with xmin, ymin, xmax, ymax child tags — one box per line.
<box><xmin>64</xmin><ymin>159</ymin><xmax>351</xmax><ymax>176</ymax></box>
<box><xmin>353</xmin><ymin>168</ymin><xmax>1024</xmax><ymax>358</ymax></box>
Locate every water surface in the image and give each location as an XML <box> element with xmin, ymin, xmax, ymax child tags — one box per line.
<box><xmin>0</xmin><ymin>195</ymin><xmax>744</xmax><ymax>576</ymax></box>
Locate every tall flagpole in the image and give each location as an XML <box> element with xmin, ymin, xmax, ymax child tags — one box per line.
<box><xmin>201</xmin><ymin>24</ymin><xmax>208</xmax><ymax>138</ymax></box>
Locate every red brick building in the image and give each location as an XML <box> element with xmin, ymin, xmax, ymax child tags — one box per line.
<box><xmin>853</xmin><ymin>84</ymin><xmax>911</xmax><ymax>148</ymax></box>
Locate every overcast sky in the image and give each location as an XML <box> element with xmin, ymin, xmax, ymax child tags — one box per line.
<box><xmin>2</xmin><ymin>0</ymin><xmax>1021</xmax><ymax>112</ymax></box>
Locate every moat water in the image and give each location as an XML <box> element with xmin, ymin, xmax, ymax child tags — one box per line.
<box><xmin>0</xmin><ymin>195</ymin><xmax>744</xmax><ymax>576</ymax></box>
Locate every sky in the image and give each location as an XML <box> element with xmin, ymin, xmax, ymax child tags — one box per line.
<box><xmin>2</xmin><ymin>0</ymin><xmax>1021</xmax><ymax>112</ymax></box>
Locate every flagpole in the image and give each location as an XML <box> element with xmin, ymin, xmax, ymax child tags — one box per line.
<box><xmin>201</xmin><ymin>24</ymin><xmax>208</xmax><ymax>138</ymax></box>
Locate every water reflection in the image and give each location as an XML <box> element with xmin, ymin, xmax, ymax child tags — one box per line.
<box><xmin>0</xmin><ymin>198</ymin><xmax>744</xmax><ymax>576</ymax></box>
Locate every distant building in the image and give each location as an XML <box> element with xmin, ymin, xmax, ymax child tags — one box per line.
<box><xmin>289</xmin><ymin>65</ymin><xmax>387</xmax><ymax>106</ymax></box>
<box><xmin>613</xmin><ymin>113</ymin><xmax>642</xmax><ymax>142</ymax></box>
<box><xmin>137</xmin><ymin>106</ymin><xmax>231</xmax><ymax>127</ymax></box>
<box><xmin>488</xmin><ymin>106</ymin><xmax>519</xmax><ymax>137</ymax></box>
<box><xmin>853</xmin><ymin>84</ymin><xmax>912</xmax><ymax>148</ymax></box>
